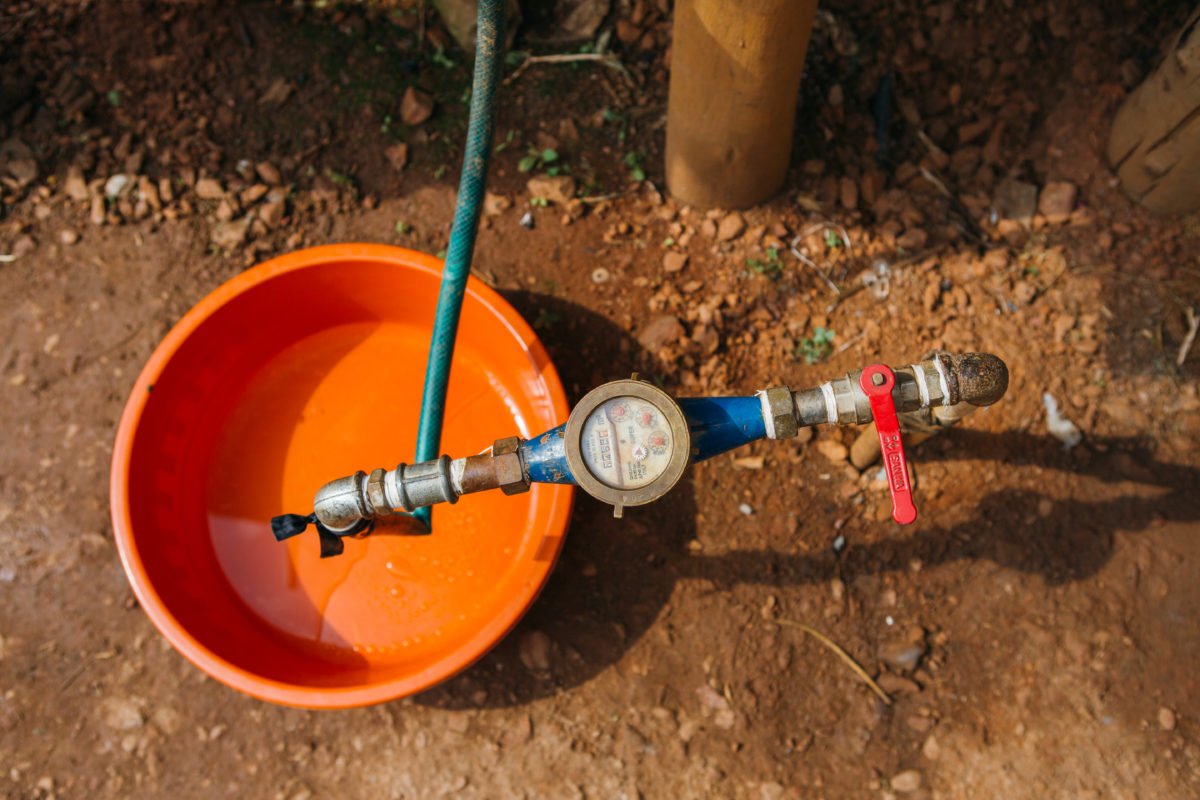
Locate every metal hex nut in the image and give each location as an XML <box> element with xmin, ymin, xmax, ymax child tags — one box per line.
<box><xmin>492</xmin><ymin>436</ymin><xmax>530</xmax><ymax>495</ymax></box>
<box><xmin>365</xmin><ymin>468</ymin><xmax>397</xmax><ymax>515</ymax></box>
<box><xmin>765</xmin><ymin>386</ymin><xmax>798</xmax><ymax>439</ymax></box>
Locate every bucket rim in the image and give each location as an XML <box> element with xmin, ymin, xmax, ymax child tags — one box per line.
<box><xmin>109</xmin><ymin>243</ymin><xmax>573</xmax><ymax>707</ymax></box>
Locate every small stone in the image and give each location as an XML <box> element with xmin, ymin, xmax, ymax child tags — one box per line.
<box><xmin>258</xmin><ymin>77</ymin><xmax>295</xmax><ymax>106</ymax></box>
<box><xmin>815</xmin><ymin>438</ymin><xmax>848</xmax><ymax>462</ymax></box>
<box><xmin>255</xmin><ymin>162</ymin><xmax>281</xmax><ymax>185</ymax></box>
<box><xmin>840</xmin><ymin>176</ymin><xmax>858</xmax><ymax>210</ymax></box>
<box><xmin>890</xmin><ymin>770</ymin><xmax>922</xmax><ymax>793</ymax></box>
<box><xmin>615</xmin><ymin>18</ymin><xmax>641</xmax><ymax>43</ymax></box>
<box><xmin>879</xmin><ymin>628</ymin><xmax>926</xmax><ymax>672</ymax></box>
<box><xmin>60</xmin><ymin>229</ymin><xmax>79</xmax><ymax>245</ymax></box>
<box><xmin>738</xmin><ymin>503</ymin><xmax>755</xmax><ymax>515</ymax></box>
<box><xmin>102</xmin><ymin>697</ymin><xmax>144</xmax><ymax>730</ymax></box>
<box><xmin>713</xmin><ymin>708</ymin><xmax>736</xmax><ymax>729</ymax></box>
<box><xmin>716</xmin><ymin>212</ymin><xmax>745</xmax><ymax>241</ymax></box>
<box><xmin>194</xmin><ymin>177</ymin><xmax>224</xmax><ymax>199</ymax></box>
<box><xmin>401</xmin><ymin>86</ymin><xmax>434</xmax><ymax>125</ymax></box>
<box><xmin>259</xmin><ymin>199</ymin><xmax>285</xmax><ymax>228</ymax></box>
<box><xmin>897</xmin><ymin>228</ymin><xmax>928</xmax><ymax>251</ymax></box>
<box><xmin>958</xmin><ymin>116</ymin><xmax>993</xmax><ymax>144</ymax></box>
<box><xmin>210</xmin><ymin>216</ymin><xmax>251</xmax><ymax>249</ymax></box>
<box><xmin>89</xmin><ymin>195</ymin><xmax>106</xmax><ymax>225</ymax></box>
<box><xmin>526</xmin><ymin>175</ymin><xmax>576</xmax><ymax>205</ymax></box>
<box><xmin>7</xmin><ymin>158</ymin><xmax>37</xmax><ymax>187</ymax></box>
<box><xmin>65</xmin><ymin>164</ymin><xmax>89</xmax><ymax>200</ymax></box>
<box><xmin>11</xmin><ymin>235</ymin><xmax>35</xmax><ymax>258</ymax></box>
<box><xmin>876</xmin><ymin>673</ymin><xmax>921</xmax><ymax>694</ymax></box>
<box><xmin>663</xmin><ymin>252</ymin><xmax>688</xmax><ymax>273</ymax></box>
<box><xmin>137</xmin><ymin>177</ymin><xmax>160</xmax><ymax>209</ymax></box>
<box><xmin>385</xmin><ymin>143</ymin><xmax>408</xmax><ymax>171</ymax></box>
<box><xmin>906</xmin><ymin>715</ymin><xmax>935</xmax><ymax>732</ymax></box>
<box><xmin>484</xmin><ymin>192</ymin><xmax>511</xmax><ymax>216</ymax></box>
<box><xmin>922</xmin><ymin>734</ymin><xmax>941</xmax><ymax>760</ymax></box>
<box><xmin>733</xmin><ymin>456</ymin><xmax>764</xmax><ymax>469</ymax></box>
<box><xmin>104</xmin><ymin>174</ymin><xmax>132</xmax><ymax>198</ymax></box>
<box><xmin>696</xmin><ymin>684</ymin><xmax>730</xmax><ymax>709</ymax></box>
<box><xmin>1053</xmin><ymin>314</ymin><xmax>1076</xmax><ymax>342</ymax></box>
<box><xmin>518</xmin><ymin>630</ymin><xmax>552</xmax><ymax>672</ymax></box>
<box><xmin>637</xmin><ymin>315</ymin><xmax>684</xmax><ymax>351</ymax></box>
<box><xmin>760</xmin><ymin>782</ymin><xmax>785</xmax><ymax>800</ymax></box>
<box><xmin>151</xmin><ymin>708</ymin><xmax>182</xmax><ymax>735</ymax></box>
<box><xmin>700</xmin><ymin>218</ymin><xmax>717</xmax><ymax>238</ymax></box>
<box><xmin>1158</xmin><ymin>707</ymin><xmax>1177</xmax><ymax>731</ymax></box>
<box><xmin>520</xmin><ymin>211</ymin><xmax>534</xmax><ymax>229</ymax></box>
<box><xmin>591</xmin><ymin>267</ymin><xmax>610</xmax><ymax>283</ymax></box>
<box><xmin>993</xmin><ymin>178</ymin><xmax>1038</xmax><ymax>223</ymax></box>
<box><xmin>240</xmin><ymin>184</ymin><xmax>269</xmax><ymax>205</ymax></box>
<box><xmin>1038</xmin><ymin>181</ymin><xmax>1077</xmax><ymax>224</ymax></box>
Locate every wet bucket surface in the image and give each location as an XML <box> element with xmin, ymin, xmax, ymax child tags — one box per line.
<box><xmin>111</xmin><ymin>244</ymin><xmax>573</xmax><ymax>708</ymax></box>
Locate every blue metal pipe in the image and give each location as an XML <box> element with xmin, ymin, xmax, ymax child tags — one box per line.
<box><xmin>519</xmin><ymin>396</ymin><xmax>768</xmax><ymax>486</ymax></box>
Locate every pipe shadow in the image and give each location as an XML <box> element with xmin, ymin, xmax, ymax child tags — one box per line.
<box><xmin>415</xmin><ymin>297</ymin><xmax>1200</xmax><ymax>709</ymax></box>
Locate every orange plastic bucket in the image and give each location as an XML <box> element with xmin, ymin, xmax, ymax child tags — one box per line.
<box><xmin>110</xmin><ymin>244</ymin><xmax>573</xmax><ymax>708</ymax></box>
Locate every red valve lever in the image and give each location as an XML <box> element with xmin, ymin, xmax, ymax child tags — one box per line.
<box><xmin>859</xmin><ymin>364</ymin><xmax>918</xmax><ymax>524</ymax></box>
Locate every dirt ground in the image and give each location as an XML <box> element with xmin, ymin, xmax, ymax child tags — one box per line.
<box><xmin>2</xmin><ymin>0</ymin><xmax>1200</xmax><ymax>798</ymax></box>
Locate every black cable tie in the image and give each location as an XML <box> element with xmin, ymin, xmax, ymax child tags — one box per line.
<box><xmin>270</xmin><ymin>513</ymin><xmax>376</xmax><ymax>559</ymax></box>
<box><xmin>271</xmin><ymin>513</ymin><xmax>315</xmax><ymax>541</ymax></box>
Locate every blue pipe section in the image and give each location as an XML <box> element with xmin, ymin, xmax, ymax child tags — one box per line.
<box><xmin>412</xmin><ymin>0</ymin><xmax>505</xmax><ymax>530</ymax></box>
<box><xmin>679</xmin><ymin>396</ymin><xmax>767</xmax><ymax>461</ymax></box>
<box><xmin>524</xmin><ymin>425</ymin><xmax>571</xmax><ymax>484</ymax></box>
<box><xmin>519</xmin><ymin>396</ymin><xmax>768</xmax><ymax>486</ymax></box>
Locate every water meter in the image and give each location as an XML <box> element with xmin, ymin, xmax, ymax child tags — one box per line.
<box><xmin>563</xmin><ymin>378</ymin><xmax>692</xmax><ymax>517</ymax></box>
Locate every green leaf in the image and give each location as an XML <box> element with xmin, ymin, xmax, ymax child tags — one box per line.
<box><xmin>430</xmin><ymin>47</ymin><xmax>456</xmax><ymax>69</ymax></box>
<box><xmin>796</xmin><ymin>326</ymin><xmax>836</xmax><ymax>364</ymax></box>
<box><xmin>394</xmin><ymin>221</ymin><xmax>411</xmax><ymax>234</ymax></box>
<box><xmin>541</xmin><ymin>149</ymin><xmax>558</xmax><ymax>163</ymax></box>
<box><xmin>106</xmin><ymin>89</ymin><xmax>121</xmax><ymax>107</ymax></box>
<box><xmin>518</xmin><ymin>155</ymin><xmax>538</xmax><ymax>172</ymax></box>
<box><xmin>631</xmin><ymin>166</ymin><xmax>646</xmax><ymax>182</ymax></box>
<box><xmin>824</xmin><ymin>229</ymin><xmax>842</xmax><ymax>249</ymax></box>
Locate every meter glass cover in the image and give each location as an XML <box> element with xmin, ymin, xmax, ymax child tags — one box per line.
<box><xmin>579</xmin><ymin>396</ymin><xmax>673</xmax><ymax>489</ymax></box>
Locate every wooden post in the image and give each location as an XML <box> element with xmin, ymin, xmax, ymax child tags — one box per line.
<box><xmin>1107</xmin><ymin>6</ymin><xmax>1200</xmax><ymax>214</ymax></box>
<box><xmin>665</xmin><ymin>0</ymin><xmax>819</xmax><ymax>210</ymax></box>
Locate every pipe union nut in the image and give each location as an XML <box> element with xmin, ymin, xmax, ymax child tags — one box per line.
<box><xmin>493</xmin><ymin>436</ymin><xmax>530</xmax><ymax>496</ymax></box>
<box><xmin>764</xmin><ymin>386</ymin><xmax>798</xmax><ymax>439</ymax></box>
<box><xmin>365</xmin><ymin>468</ymin><xmax>398</xmax><ymax>516</ymax></box>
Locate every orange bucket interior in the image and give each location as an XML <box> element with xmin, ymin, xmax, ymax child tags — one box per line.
<box><xmin>110</xmin><ymin>244</ymin><xmax>573</xmax><ymax>708</ymax></box>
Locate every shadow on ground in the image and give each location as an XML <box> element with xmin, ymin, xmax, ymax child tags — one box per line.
<box><xmin>417</xmin><ymin>297</ymin><xmax>1200</xmax><ymax>709</ymax></box>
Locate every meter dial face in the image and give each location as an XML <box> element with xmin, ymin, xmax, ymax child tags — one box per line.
<box><xmin>579</xmin><ymin>396</ymin><xmax>674</xmax><ymax>489</ymax></box>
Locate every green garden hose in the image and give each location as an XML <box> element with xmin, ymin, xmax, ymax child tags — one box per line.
<box><xmin>411</xmin><ymin>0</ymin><xmax>506</xmax><ymax>531</ymax></box>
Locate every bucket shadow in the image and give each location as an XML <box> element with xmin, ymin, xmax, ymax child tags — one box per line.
<box><xmin>415</xmin><ymin>297</ymin><xmax>1200</xmax><ymax>709</ymax></box>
